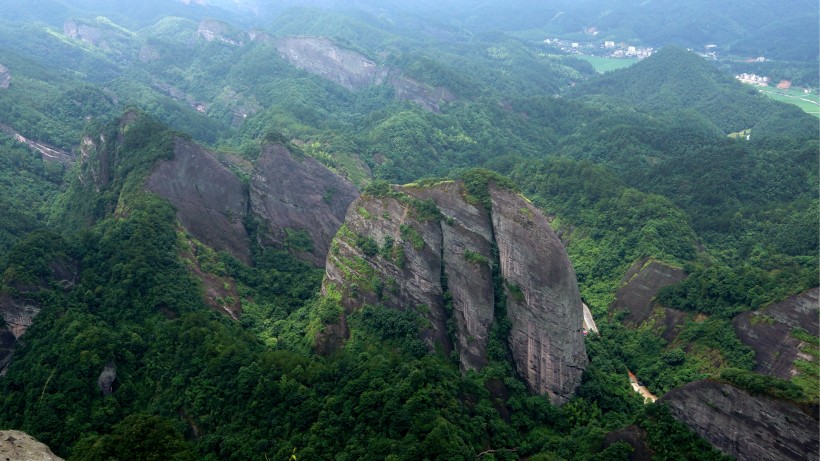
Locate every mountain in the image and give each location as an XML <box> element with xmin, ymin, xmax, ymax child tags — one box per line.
<box><xmin>0</xmin><ymin>3</ymin><xmax>816</xmax><ymax>460</ymax></box>
<box><xmin>321</xmin><ymin>174</ymin><xmax>588</xmax><ymax>404</ymax></box>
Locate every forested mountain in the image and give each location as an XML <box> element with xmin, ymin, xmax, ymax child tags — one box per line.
<box><xmin>0</xmin><ymin>2</ymin><xmax>817</xmax><ymax>460</ymax></box>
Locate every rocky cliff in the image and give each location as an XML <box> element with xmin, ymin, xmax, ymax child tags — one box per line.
<box><xmin>322</xmin><ymin>179</ymin><xmax>587</xmax><ymax>403</ymax></box>
<box><xmin>196</xmin><ymin>18</ymin><xmax>244</xmax><ymax>46</ymax></box>
<box><xmin>0</xmin><ymin>431</ymin><xmax>63</xmax><ymax>461</ymax></box>
<box><xmin>274</xmin><ymin>36</ymin><xmax>389</xmax><ymax>91</ymax></box>
<box><xmin>78</xmin><ymin>113</ymin><xmax>356</xmax><ymax>315</ymax></box>
<box><xmin>273</xmin><ymin>36</ymin><xmax>456</xmax><ymax>113</ymax></box>
<box><xmin>611</xmin><ymin>258</ymin><xmax>687</xmax><ymax>326</ymax></box>
<box><xmin>145</xmin><ymin>138</ymin><xmax>251</xmax><ymax>263</ymax></box>
<box><xmin>249</xmin><ymin>143</ymin><xmax>360</xmax><ymax>266</ymax></box>
<box><xmin>662</xmin><ymin>380</ymin><xmax>819</xmax><ymax>461</ymax></box>
<box><xmin>0</xmin><ymin>64</ymin><xmax>10</xmax><ymax>89</ymax></box>
<box><xmin>733</xmin><ymin>287</ymin><xmax>819</xmax><ymax>379</ymax></box>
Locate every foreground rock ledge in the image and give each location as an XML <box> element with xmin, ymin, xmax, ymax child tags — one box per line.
<box><xmin>0</xmin><ymin>431</ymin><xmax>63</xmax><ymax>461</ymax></box>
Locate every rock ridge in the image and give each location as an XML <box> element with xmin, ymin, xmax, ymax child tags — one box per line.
<box><xmin>273</xmin><ymin>36</ymin><xmax>456</xmax><ymax>113</ymax></box>
<box><xmin>322</xmin><ymin>180</ymin><xmax>587</xmax><ymax>404</ymax></box>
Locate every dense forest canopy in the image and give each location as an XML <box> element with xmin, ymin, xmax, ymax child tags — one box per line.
<box><xmin>0</xmin><ymin>1</ymin><xmax>817</xmax><ymax>460</ymax></box>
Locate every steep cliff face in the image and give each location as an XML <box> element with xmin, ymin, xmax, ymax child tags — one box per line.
<box><xmin>662</xmin><ymin>380</ymin><xmax>819</xmax><ymax>461</ymax></box>
<box><xmin>490</xmin><ymin>186</ymin><xmax>587</xmax><ymax>400</ymax></box>
<box><xmin>250</xmin><ymin>143</ymin><xmax>360</xmax><ymax>266</ymax></box>
<box><xmin>0</xmin><ymin>431</ymin><xmax>63</xmax><ymax>461</ymax></box>
<box><xmin>0</xmin><ymin>64</ymin><xmax>10</xmax><ymax>89</ymax></box>
<box><xmin>322</xmin><ymin>180</ymin><xmax>587</xmax><ymax>403</ymax></box>
<box><xmin>732</xmin><ymin>287</ymin><xmax>819</xmax><ymax>379</ymax></box>
<box><xmin>145</xmin><ymin>138</ymin><xmax>251</xmax><ymax>263</ymax></box>
<box><xmin>611</xmin><ymin>258</ymin><xmax>687</xmax><ymax>326</ymax></box>
<box><xmin>274</xmin><ymin>36</ymin><xmax>456</xmax><ymax>113</ymax></box>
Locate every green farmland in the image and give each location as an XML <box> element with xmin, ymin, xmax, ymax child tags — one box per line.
<box><xmin>578</xmin><ymin>55</ymin><xmax>638</xmax><ymax>73</ymax></box>
<box><xmin>758</xmin><ymin>87</ymin><xmax>820</xmax><ymax>117</ymax></box>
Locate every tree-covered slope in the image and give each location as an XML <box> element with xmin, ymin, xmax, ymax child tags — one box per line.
<box><xmin>571</xmin><ymin>46</ymin><xmax>816</xmax><ymax>137</ymax></box>
<box><xmin>0</xmin><ymin>4</ymin><xmax>816</xmax><ymax>460</ymax></box>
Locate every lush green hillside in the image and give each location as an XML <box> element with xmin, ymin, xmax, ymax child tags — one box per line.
<box><xmin>0</xmin><ymin>3</ymin><xmax>816</xmax><ymax>460</ymax></box>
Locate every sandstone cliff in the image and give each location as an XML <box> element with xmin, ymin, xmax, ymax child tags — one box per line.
<box><xmin>197</xmin><ymin>18</ymin><xmax>244</xmax><ymax>46</ymax></box>
<box><xmin>145</xmin><ymin>138</ymin><xmax>251</xmax><ymax>262</ymax></box>
<box><xmin>0</xmin><ymin>431</ymin><xmax>63</xmax><ymax>461</ymax></box>
<box><xmin>662</xmin><ymin>380</ymin><xmax>819</xmax><ymax>461</ymax></box>
<box><xmin>274</xmin><ymin>36</ymin><xmax>456</xmax><ymax>113</ymax></box>
<box><xmin>733</xmin><ymin>287</ymin><xmax>819</xmax><ymax>379</ymax></box>
<box><xmin>322</xmin><ymin>180</ymin><xmax>587</xmax><ymax>403</ymax></box>
<box><xmin>249</xmin><ymin>143</ymin><xmax>360</xmax><ymax>266</ymax></box>
<box><xmin>611</xmin><ymin>258</ymin><xmax>687</xmax><ymax>326</ymax></box>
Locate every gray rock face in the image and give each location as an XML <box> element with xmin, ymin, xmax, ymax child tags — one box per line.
<box><xmin>490</xmin><ymin>186</ymin><xmax>587</xmax><ymax>402</ymax></box>
<box><xmin>412</xmin><ymin>182</ymin><xmax>495</xmax><ymax>371</ymax></box>
<box><xmin>323</xmin><ymin>181</ymin><xmax>586</xmax><ymax>403</ymax></box>
<box><xmin>733</xmin><ymin>287</ymin><xmax>819</xmax><ymax>379</ymax></box>
<box><xmin>662</xmin><ymin>380</ymin><xmax>819</xmax><ymax>461</ymax></box>
<box><xmin>145</xmin><ymin>138</ymin><xmax>251</xmax><ymax>263</ymax></box>
<box><xmin>274</xmin><ymin>36</ymin><xmax>456</xmax><ymax>112</ymax></box>
<box><xmin>0</xmin><ymin>431</ymin><xmax>63</xmax><ymax>461</ymax></box>
<box><xmin>196</xmin><ymin>19</ymin><xmax>244</xmax><ymax>45</ymax></box>
<box><xmin>0</xmin><ymin>64</ymin><xmax>10</xmax><ymax>89</ymax></box>
<box><xmin>275</xmin><ymin>36</ymin><xmax>389</xmax><ymax>91</ymax></box>
<box><xmin>97</xmin><ymin>362</ymin><xmax>117</xmax><ymax>396</ymax></box>
<box><xmin>250</xmin><ymin>143</ymin><xmax>359</xmax><ymax>267</ymax></box>
<box><xmin>611</xmin><ymin>258</ymin><xmax>687</xmax><ymax>326</ymax></box>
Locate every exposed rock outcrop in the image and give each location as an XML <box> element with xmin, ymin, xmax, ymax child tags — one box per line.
<box><xmin>250</xmin><ymin>143</ymin><xmax>359</xmax><ymax>266</ymax></box>
<box><xmin>274</xmin><ymin>36</ymin><xmax>389</xmax><ymax>91</ymax></box>
<box><xmin>733</xmin><ymin>287</ymin><xmax>819</xmax><ymax>379</ymax></box>
<box><xmin>322</xmin><ymin>180</ymin><xmax>587</xmax><ymax>403</ymax></box>
<box><xmin>97</xmin><ymin>362</ymin><xmax>117</xmax><ymax>396</ymax></box>
<box><xmin>0</xmin><ymin>431</ymin><xmax>63</xmax><ymax>461</ymax></box>
<box><xmin>0</xmin><ymin>64</ymin><xmax>10</xmax><ymax>89</ymax></box>
<box><xmin>145</xmin><ymin>138</ymin><xmax>251</xmax><ymax>263</ymax></box>
<box><xmin>197</xmin><ymin>19</ymin><xmax>244</xmax><ymax>46</ymax></box>
<box><xmin>0</xmin><ymin>255</ymin><xmax>77</xmax><ymax>375</ymax></box>
<box><xmin>611</xmin><ymin>258</ymin><xmax>687</xmax><ymax>326</ymax></box>
<box><xmin>274</xmin><ymin>36</ymin><xmax>456</xmax><ymax>112</ymax></box>
<box><xmin>661</xmin><ymin>380</ymin><xmax>819</xmax><ymax>461</ymax></box>
<box><xmin>490</xmin><ymin>187</ymin><xmax>587</xmax><ymax>399</ymax></box>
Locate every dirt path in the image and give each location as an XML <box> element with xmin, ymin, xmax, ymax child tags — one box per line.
<box><xmin>628</xmin><ymin>370</ymin><xmax>658</xmax><ymax>402</ymax></box>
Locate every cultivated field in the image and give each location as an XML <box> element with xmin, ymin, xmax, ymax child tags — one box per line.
<box><xmin>759</xmin><ymin>87</ymin><xmax>820</xmax><ymax>117</ymax></box>
<box><xmin>578</xmin><ymin>55</ymin><xmax>638</xmax><ymax>73</ymax></box>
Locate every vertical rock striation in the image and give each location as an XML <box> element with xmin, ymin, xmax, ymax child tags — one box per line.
<box><xmin>0</xmin><ymin>64</ymin><xmax>10</xmax><ymax>89</ymax></box>
<box><xmin>322</xmin><ymin>180</ymin><xmax>587</xmax><ymax>403</ymax></box>
<box><xmin>490</xmin><ymin>186</ymin><xmax>587</xmax><ymax>402</ymax></box>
